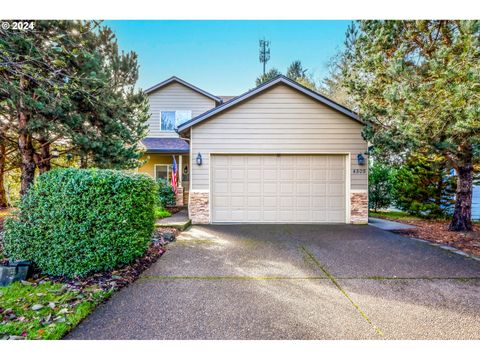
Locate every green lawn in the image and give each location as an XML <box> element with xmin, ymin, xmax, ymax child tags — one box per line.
<box><xmin>369</xmin><ymin>210</ymin><xmax>424</xmax><ymax>221</ymax></box>
<box><xmin>0</xmin><ymin>281</ymin><xmax>110</xmax><ymax>340</ymax></box>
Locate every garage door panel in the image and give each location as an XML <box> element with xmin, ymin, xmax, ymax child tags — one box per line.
<box><xmin>296</xmin><ymin>196</ymin><xmax>311</xmax><ymax>208</ymax></box>
<box><xmin>247</xmin><ymin>183</ymin><xmax>261</xmax><ymax>193</ymax></box>
<box><xmin>263</xmin><ymin>169</ymin><xmax>278</xmax><ymax>180</ymax></box>
<box><xmin>280</xmin><ymin>183</ymin><xmax>294</xmax><ymax>194</ymax></box>
<box><xmin>231</xmin><ymin>169</ymin><xmax>245</xmax><ymax>179</ymax></box>
<box><xmin>230</xmin><ymin>196</ymin><xmax>244</xmax><ymax>207</ymax></box>
<box><xmin>263</xmin><ymin>182</ymin><xmax>277</xmax><ymax>193</ymax></box>
<box><xmin>279</xmin><ymin>169</ymin><xmax>294</xmax><ymax>180</ymax></box>
<box><xmin>296</xmin><ymin>182</ymin><xmax>310</xmax><ymax>194</ymax></box>
<box><xmin>264</xmin><ymin>196</ymin><xmax>278</xmax><ymax>207</ymax></box>
<box><xmin>212</xmin><ymin>155</ymin><xmax>346</xmax><ymax>223</ymax></box>
<box><xmin>327</xmin><ymin>183</ymin><xmax>345</xmax><ymax>195</ymax></box>
<box><xmin>230</xmin><ymin>182</ymin><xmax>245</xmax><ymax>193</ymax></box>
<box><xmin>215</xmin><ymin>182</ymin><xmax>229</xmax><ymax>193</ymax></box>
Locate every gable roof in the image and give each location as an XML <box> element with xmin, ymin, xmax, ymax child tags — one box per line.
<box><xmin>177</xmin><ymin>75</ymin><xmax>361</xmax><ymax>133</ymax></box>
<box><xmin>144</xmin><ymin>76</ymin><xmax>222</xmax><ymax>103</ymax></box>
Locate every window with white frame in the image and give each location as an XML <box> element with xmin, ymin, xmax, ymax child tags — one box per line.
<box><xmin>160</xmin><ymin>110</ymin><xmax>192</xmax><ymax>131</ymax></box>
<box><xmin>154</xmin><ymin>164</ymin><xmax>172</xmax><ymax>181</ymax></box>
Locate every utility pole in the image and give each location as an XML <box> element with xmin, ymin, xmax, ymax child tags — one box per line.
<box><xmin>259</xmin><ymin>38</ymin><xmax>270</xmax><ymax>76</ymax></box>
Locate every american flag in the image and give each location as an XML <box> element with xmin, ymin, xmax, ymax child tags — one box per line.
<box><xmin>171</xmin><ymin>156</ymin><xmax>178</xmax><ymax>194</ymax></box>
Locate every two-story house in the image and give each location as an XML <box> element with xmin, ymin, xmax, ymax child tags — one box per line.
<box><xmin>138</xmin><ymin>75</ymin><xmax>369</xmax><ymax>225</ymax></box>
<box><xmin>137</xmin><ymin>77</ymin><xmax>223</xmax><ymax>206</ymax></box>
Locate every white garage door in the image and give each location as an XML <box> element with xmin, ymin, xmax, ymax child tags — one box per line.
<box><xmin>211</xmin><ymin>154</ymin><xmax>347</xmax><ymax>223</ymax></box>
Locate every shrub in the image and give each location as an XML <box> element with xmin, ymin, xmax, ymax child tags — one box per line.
<box><xmin>156</xmin><ymin>178</ymin><xmax>175</xmax><ymax>207</ymax></box>
<box><xmin>154</xmin><ymin>207</ymin><xmax>171</xmax><ymax>219</ymax></box>
<box><xmin>368</xmin><ymin>162</ymin><xmax>394</xmax><ymax>211</ymax></box>
<box><xmin>391</xmin><ymin>153</ymin><xmax>456</xmax><ymax>218</ymax></box>
<box><xmin>3</xmin><ymin>168</ymin><xmax>157</xmax><ymax>277</ymax></box>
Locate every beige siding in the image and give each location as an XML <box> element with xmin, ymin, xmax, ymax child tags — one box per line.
<box><xmin>147</xmin><ymin>82</ymin><xmax>216</xmax><ymax>137</ymax></box>
<box><xmin>191</xmin><ymin>84</ymin><xmax>367</xmax><ymax>192</ymax></box>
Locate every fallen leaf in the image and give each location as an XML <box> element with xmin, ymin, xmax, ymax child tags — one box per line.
<box><xmin>31</xmin><ymin>304</ymin><xmax>44</xmax><ymax>311</ymax></box>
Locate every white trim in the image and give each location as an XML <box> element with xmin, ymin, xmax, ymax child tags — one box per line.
<box><xmin>346</xmin><ymin>153</ymin><xmax>351</xmax><ymax>224</ymax></box>
<box><xmin>153</xmin><ymin>164</ymin><xmax>172</xmax><ymax>182</ymax></box>
<box><xmin>145</xmin><ymin>76</ymin><xmax>222</xmax><ymax>103</ymax></box>
<box><xmin>208</xmin><ymin>152</ymin><xmax>350</xmax><ymax>224</ymax></box>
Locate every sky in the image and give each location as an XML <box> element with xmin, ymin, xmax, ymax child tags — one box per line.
<box><xmin>104</xmin><ymin>20</ymin><xmax>351</xmax><ymax>96</ymax></box>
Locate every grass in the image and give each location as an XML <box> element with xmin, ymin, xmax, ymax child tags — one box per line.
<box><xmin>0</xmin><ymin>281</ymin><xmax>111</xmax><ymax>340</ymax></box>
<box><xmin>369</xmin><ymin>210</ymin><xmax>424</xmax><ymax>221</ymax></box>
<box><xmin>154</xmin><ymin>207</ymin><xmax>171</xmax><ymax>220</ymax></box>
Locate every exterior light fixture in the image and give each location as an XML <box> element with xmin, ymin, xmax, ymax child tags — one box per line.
<box><xmin>51</xmin><ymin>148</ymin><xmax>60</xmax><ymax>158</ymax></box>
<box><xmin>357</xmin><ymin>153</ymin><xmax>365</xmax><ymax>166</ymax></box>
<box><xmin>196</xmin><ymin>153</ymin><xmax>202</xmax><ymax>166</ymax></box>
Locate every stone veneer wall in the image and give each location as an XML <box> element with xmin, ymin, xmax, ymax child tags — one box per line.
<box><xmin>189</xmin><ymin>191</ymin><xmax>209</xmax><ymax>224</ymax></box>
<box><xmin>350</xmin><ymin>191</ymin><xmax>368</xmax><ymax>224</ymax></box>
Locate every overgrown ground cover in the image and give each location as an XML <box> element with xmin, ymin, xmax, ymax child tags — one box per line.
<box><xmin>370</xmin><ymin>211</ymin><xmax>480</xmax><ymax>257</ymax></box>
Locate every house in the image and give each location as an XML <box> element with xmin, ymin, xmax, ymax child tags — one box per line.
<box><xmin>138</xmin><ymin>75</ymin><xmax>368</xmax><ymax>224</ymax></box>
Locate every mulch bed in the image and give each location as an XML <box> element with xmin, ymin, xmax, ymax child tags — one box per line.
<box><xmin>382</xmin><ymin>217</ymin><xmax>480</xmax><ymax>258</ymax></box>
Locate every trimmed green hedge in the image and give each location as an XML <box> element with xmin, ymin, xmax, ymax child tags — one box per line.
<box><xmin>3</xmin><ymin>168</ymin><xmax>157</xmax><ymax>278</ymax></box>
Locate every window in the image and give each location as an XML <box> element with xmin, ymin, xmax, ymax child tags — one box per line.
<box><xmin>160</xmin><ymin>110</ymin><xmax>192</xmax><ymax>131</ymax></box>
<box><xmin>154</xmin><ymin>164</ymin><xmax>172</xmax><ymax>182</ymax></box>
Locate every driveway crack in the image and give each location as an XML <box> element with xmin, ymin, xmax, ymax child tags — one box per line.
<box><xmin>300</xmin><ymin>246</ymin><xmax>384</xmax><ymax>338</ymax></box>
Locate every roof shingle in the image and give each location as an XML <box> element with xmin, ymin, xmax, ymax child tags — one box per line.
<box><xmin>141</xmin><ymin>137</ymin><xmax>189</xmax><ymax>153</ymax></box>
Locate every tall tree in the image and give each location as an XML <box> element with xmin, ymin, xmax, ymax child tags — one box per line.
<box><xmin>318</xmin><ymin>52</ymin><xmax>357</xmax><ymax>109</ymax></box>
<box><xmin>342</xmin><ymin>20</ymin><xmax>480</xmax><ymax>231</ymax></box>
<box><xmin>255</xmin><ymin>68</ymin><xmax>282</xmax><ymax>86</ymax></box>
<box><xmin>286</xmin><ymin>60</ymin><xmax>317</xmax><ymax>90</ymax></box>
<box><xmin>0</xmin><ymin>21</ymin><xmax>149</xmax><ymax>196</ymax></box>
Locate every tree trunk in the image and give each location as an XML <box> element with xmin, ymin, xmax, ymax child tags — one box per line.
<box><xmin>18</xmin><ymin>112</ymin><xmax>36</xmax><ymax>196</ymax></box>
<box><xmin>449</xmin><ymin>153</ymin><xmax>473</xmax><ymax>232</ymax></box>
<box><xmin>34</xmin><ymin>139</ymin><xmax>51</xmax><ymax>174</ymax></box>
<box><xmin>0</xmin><ymin>142</ymin><xmax>8</xmax><ymax>208</ymax></box>
<box><xmin>80</xmin><ymin>153</ymin><xmax>88</xmax><ymax>168</ymax></box>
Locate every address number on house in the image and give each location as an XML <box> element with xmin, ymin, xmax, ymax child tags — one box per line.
<box><xmin>352</xmin><ymin>168</ymin><xmax>366</xmax><ymax>174</ymax></box>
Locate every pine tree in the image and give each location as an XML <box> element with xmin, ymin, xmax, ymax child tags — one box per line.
<box><xmin>342</xmin><ymin>20</ymin><xmax>480</xmax><ymax>231</ymax></box>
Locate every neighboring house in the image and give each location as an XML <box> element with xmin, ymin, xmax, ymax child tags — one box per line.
<box><xmin>473</xmin><ymin>186</ymin><xmax>480</xmax><ymax>221</ymax></box>
<box><xmin>139</xmin><ymin>75</ymin><xmax>368</xmax><ymax>224</ymax></box>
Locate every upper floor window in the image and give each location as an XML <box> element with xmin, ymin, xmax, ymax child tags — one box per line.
<box><xmin>161</xmin><ymin>110</ymin><xmax>192</xmax><ymax>131</ymax></box>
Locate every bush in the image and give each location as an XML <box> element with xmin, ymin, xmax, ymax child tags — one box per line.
<box><xmin>154</xmin><ymin>207</ymin><xmax>171</xmax><ymax>219</ymax></box>
<box><xmin>3</xmin><ymin>168</ymin><xmax>157</xmax><ymax>277</ymax></box>
<box><xmin>156</xmin><ymin>178</ymin><xmax>175</xmax><ymax>207</ymax></box>
<box><xmin>369</xmin><ymin>162</ymin><xmax>393</xmax><ymax>211</ymax></box>
<box><xmin>391</xmin><ymin>153</ymin><xmax>456</xmax><ymax>218</ymax></box>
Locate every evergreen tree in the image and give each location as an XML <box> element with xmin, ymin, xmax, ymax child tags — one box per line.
<box><xmin>255</xmin><ymin>68</ymin><xmax>282</xmax><ymax>86</ymax></box>
<box><xmin>342</xmin><ymin>20</ymin><xmax>480</xmax><ymax>231</ymax></box>
<box><xmin>286</xmin><ymin>60</ymin><xmax>317</xmax><ymax>90</ymax></box>
<box><xmin>0</xmin><ymin>21</ymin><xmax>149</xmax><ymax>195</ymax></box>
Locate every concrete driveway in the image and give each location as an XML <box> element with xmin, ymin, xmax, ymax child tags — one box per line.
<box><xmin>67</xmin><ymin>225</ymin><xmax>480</xmax><ymax>340</ymax></box>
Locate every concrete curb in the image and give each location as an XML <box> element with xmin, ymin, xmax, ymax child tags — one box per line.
<box><xmin>156</xmin><ymin>219</ymin><xmax>192</xmax><ymax>231</ymax></box>
<box><xmin>407</xmin><ymin>237</ymin><xmax>480</xmax><ymax>262</ymax></box>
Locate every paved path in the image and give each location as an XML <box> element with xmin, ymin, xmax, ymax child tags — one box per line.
<box><xmin>368</xmin><ymin>217</ymin><xmax>416</xmax><ymax>231</ymax></box>
<box><xmin>67</xmin><ymin>225</ymin><xmax>480</xmax><ymax>340</ymax></box>
<box><xmin>156</xmin><ymin>209</ymin><xmax>191</xmax><ymax>230</ymax></box>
